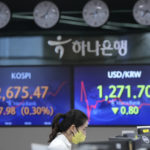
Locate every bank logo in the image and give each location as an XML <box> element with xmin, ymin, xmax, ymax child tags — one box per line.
<box><xmin>48</xmin><ymin>35</ymin><xmax>72</xmax><ymax>59</ymax></box>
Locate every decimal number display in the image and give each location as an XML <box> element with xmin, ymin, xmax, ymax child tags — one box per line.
<box><xmin>0</xmin><ymin>106</ymin><xmax>53</xmax><ymax>116</ymax></box>
<box><xmin>0</xmin><ymin>86</ymin><xmax>48</xmax><ymax>100</ymax></box>
<box><xmin>120</xmin><ymin>106</ymin><xmax>139</xmax><ymax>115</ymax></box>
<box><xmin>97</xmin><ymin>85</ymin><xmax>150</xmax><ymax>99</ymax></box>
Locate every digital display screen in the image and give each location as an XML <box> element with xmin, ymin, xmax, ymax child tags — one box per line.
<box><xmin>0</xmin><ymin>66</ymin><xmax>71</xmax><ymax>126</ymax></box>
<box><xmin>74</xmin><ymin>65</ymin><xmax>150</xmax><ymax>126</ymax></box>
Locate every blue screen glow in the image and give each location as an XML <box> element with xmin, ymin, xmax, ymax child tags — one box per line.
<box><xmin>0</xmin><ymin>66</ymin><xmax>71</xmax><ymax>126</ymax></box>
<box><xmin>74</xmin><ymin>65</ymin><xmax>150</xmax><ymax>126</ymax></box>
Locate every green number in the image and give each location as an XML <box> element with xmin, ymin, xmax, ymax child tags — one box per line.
<box><xmin>97</xmin><ymin>85</ymin><xmax>103</xmax><ymax>98</ymax></box>
<box><xmin>125</xmin><ymin>85</ymin><xmax>131</xmax><ymax>98</ymax></box>
<box><xmin>129</xmin><ymin>106</ymin><xmax>139</xmax><ymax>115</ymax></box>
<box><xmin>121</xmin><ymin>106</ymin><xmax>139</xmax><ymax>115</ymax></box>
<box><xmin>129</xmin><ymin>106</ymin><xmax>134</xmax><ymax>115</ymax></box>
<box><xmin>134</xmin><ymin>106</ymin><xmax>139</xmax><ymax>115</ymax></box>
<box><xmin>120</xmin><ymin>106</ymin><xmax>126</xmax><ymax>115</ymax></box>
<box><xmin>137</xmin><ymin>85</ymin><xmax>145</xmax><ymax>98</ymax></box>
<box><xmin>116</xmin><ymin>85</ymin><xmax>124</xmax><ymax>98</ymax></box>
<box><xmin>109</xmin><ymin>85</ymin><xmax>117</xmax><ymax>98</ymax></box>
<box><xmin>145</xmin><ymin>85</ymin><xmax>150</xmax><ymax>98</ymax></box>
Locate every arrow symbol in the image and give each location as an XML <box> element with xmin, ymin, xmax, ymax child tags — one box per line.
<box><xmin>112</xmin><ymin>107</ymin><xmax>119</xmax><ymax>115</ymax></box>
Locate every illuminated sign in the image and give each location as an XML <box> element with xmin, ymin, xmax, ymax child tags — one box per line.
<box><xmin>48</xmin><ymin>35</ymin><xmax>128</xmax><ymax>59</ymax></box>
<box><xmin>74</xmin><ymin>65</ymin><xmax>150</xmax><ymax>126</ymax></box>
<box><xmin>0</xmin><ymin>66</ymin><xmax>71</xmax><ymax>126</ymax></box>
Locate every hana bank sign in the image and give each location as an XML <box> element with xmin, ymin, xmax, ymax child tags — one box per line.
<box><xmin>47</xmin><ymin>35</ymin><xmax>128</xmax><ymax>59</ymax></box>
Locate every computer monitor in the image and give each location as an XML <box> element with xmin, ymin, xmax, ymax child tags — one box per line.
<box><xmin>137</xmin><ymin>126</ymin><xmax>150</xmax><ymax>135</ymax></box>
<box><xmin>109</xmin><ymin>136</ymin><xmax>140</xmax><ymax>150</ymax></box>
<box><xmin>74</xmin><ymin>65</ymin><xmax>150</xmax><ymax>126</ymax></box>
<box><xmin>0</xmin><ymin>66</ymin><xmax>71</xmax><ymax>126</ymax></box>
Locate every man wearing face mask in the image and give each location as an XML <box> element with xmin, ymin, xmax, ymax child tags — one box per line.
<box><xmin>48</xmin><ymin>109</ymin><xmax>88</xmax><ymax>150</ymax></box>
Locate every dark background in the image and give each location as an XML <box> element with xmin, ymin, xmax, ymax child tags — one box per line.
<box><xmin>3</xmin><ymin>0</ymin><xmax>137</xmax><ymax>12</ymax></box>
<box><xmin>1</xmin><ymin>0</ymin><xmax>148</xmax><ymax>35</ymax></box>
